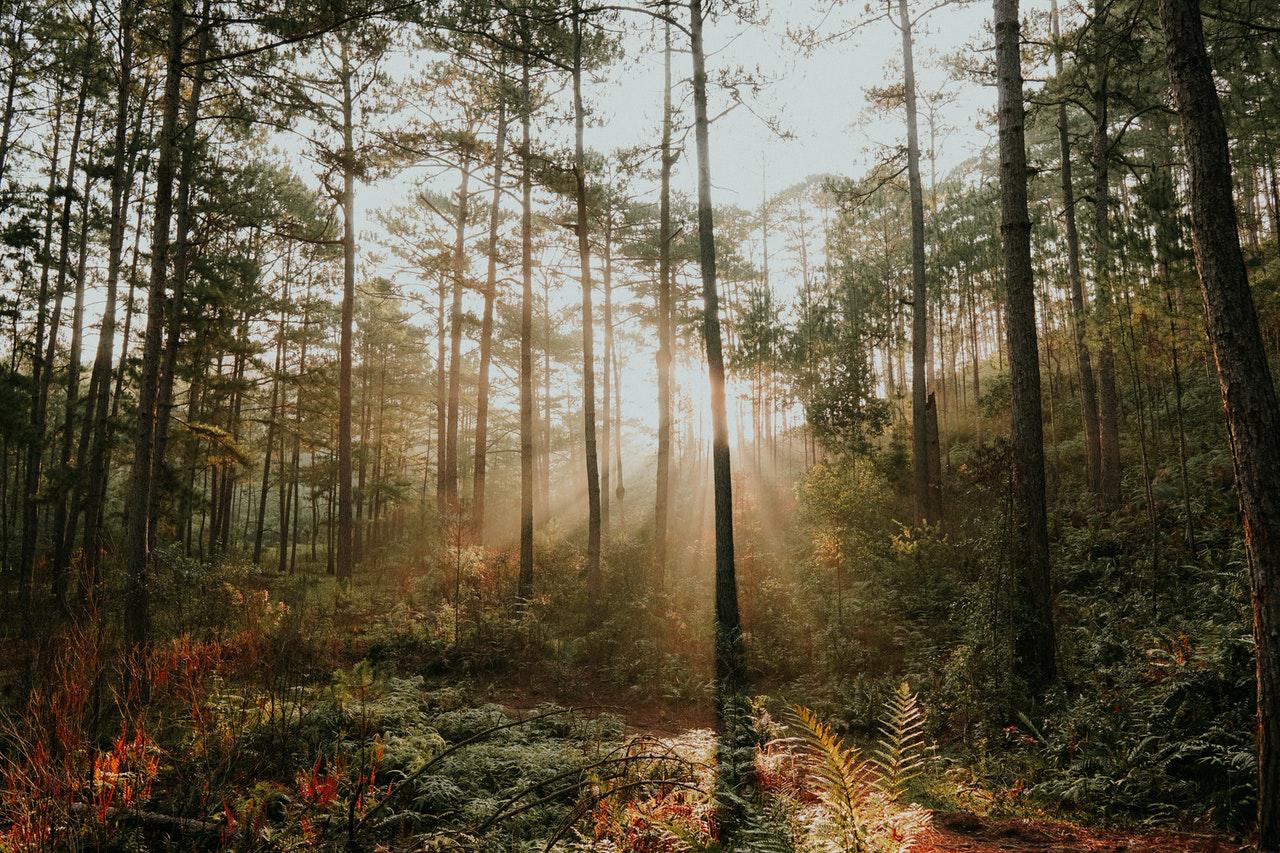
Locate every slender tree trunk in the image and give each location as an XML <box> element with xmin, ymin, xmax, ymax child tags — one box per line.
<box><xmin>279</xmin><ymin>342</ymin><xmax>296</xmax><ymax>576</ymax></box>
<box><xmin>50</xmin><ymin>163</ymin><xmax>94</xmax><ymax>605</ymax></box>
<box><xmin>149</xmin><ymin>0</ymin><xmax>209</xmax><ymax>548</ymax></box>
<box><xmin>994</xmin><ymin>0</ymin><xmax>1056</xmax><ymax>694</ymax></box>
<box><xmin>572</xmin><ymin>0</ymin><xmax>603</xmax><ymax>604</ymax></box>
<box><xmin>1158</xmin><ymin>0</ymin><xmax>1280</xmax><ymax>842</ymax></box>
<box><xmin>355</xmin><ymin>345</ymin><xmax>370</xmax><ymax>563</ymax></box>
<box><xmin>601</xmin><ymin>211</ymin><xmax>614</xmax><ymax>534</ymax></box>
<box><xmin>613</xmin><ymin>341</ymin><xmax>624</xmax><ymax>524</ymax></box>
<box><xmin>336</xmin><ymin>33</ymin><xmax>356</xmax><ymax>585</ymax></box>
<box><xmin>435</xmin><ymin>272</ymin><xmax>447</xmax><ymax>515</ymax></box>
<box><xmin>123</xmin><ymin>0</ymin><xmax>185</xmax><ymax>648</ymax></box>
<box><xmin>0</xmin><ymin>16</ymin><xmax>24</xmax><ymax>186</ymax></box>
<box><xmin>18</xmin><ymin>72</ymin><xmax>69</xmax><ymax>630</ymax></box>
<box><xmin>1053</xmin><ymin>0</ymin><xmax>1101</xmax><ymax>495</ymax></box>
<box><xmin>518</xmin><ymin>46</ymin><xmax>534</xmax><ymax>600</ymax></box>
<box><xmin>253</xmin><ymin>333</ymin><xmax>283</xmax><ymax>565</ymax></box>
<box><xmin>690</xmin><ymin>0</ymin><xmax>745</xmax><ymax>733</ymax></box>
<box><xmin>445</xmin><ymin>160</ymin><xmax>471</xmax><ymax>515</ymax></box>
<box><xmin>473</xmin><ymin>99</ymin><xmax>507</xmax><ymax>542</ymax></box>
<box><xmin>898</xmin><ymin>0</ymin><xmax>936</xmax><ymax>526</ymax></box>
<box><xmin>1092</xmin><ymin>1</ymin><xmax>1122</xmax><ymax>509</ymax></box>
<box><xmin>654</xmin><ymin>20</ymin><xmax>674</xmax><ymax>589</ymax></box>
<box><xmin>291</xmin><ymin>294</ymin><xmax>309</xmax><ymax>574</ymax></box>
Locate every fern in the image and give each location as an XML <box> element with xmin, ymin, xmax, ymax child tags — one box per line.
<box><xmin>874</xmin><ymin>683</ymin><xmax>927</xmax><ymax>802</ymax></box>
<box><xmin>789</xmin><ymin>705</ymin><xmax>875</xmax><ymax>851</ymax></box>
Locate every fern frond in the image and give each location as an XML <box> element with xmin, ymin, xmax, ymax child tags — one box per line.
<box><xmin>873</xmin><ymin>682</ymin><xmax>927</xmax><ymax>802</ymax></box>
<box><xmin>788</xmin><ymin>705</ymin><xmax>875</xmax><ymax>851</ymax></box>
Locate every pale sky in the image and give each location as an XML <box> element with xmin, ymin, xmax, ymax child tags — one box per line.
<box><xmin>339</xmin><ymin>0</ymin><xmax>1012</xmax><ymax>452</ymax></box>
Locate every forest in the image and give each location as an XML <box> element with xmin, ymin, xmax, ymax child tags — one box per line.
<box><xmin>1</xmin><ymin>0</ymin><xmax>1279</xmax><ymax>848</ymax></box>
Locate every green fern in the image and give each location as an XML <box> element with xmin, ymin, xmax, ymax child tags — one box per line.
<box><xmin>874</xmin><ymin>683</ymin><xmax>927</xmax><ymax>802</ymax></box>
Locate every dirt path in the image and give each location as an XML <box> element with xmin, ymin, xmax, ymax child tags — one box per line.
<box><xmin>918</xmin><ymin>811</ymin><xmax>1243</xmax><ymax>852</ymax></box>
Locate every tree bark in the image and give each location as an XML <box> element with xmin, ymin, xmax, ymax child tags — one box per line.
<box><xmin>994</xmin><ymin>0</ymin><xmax>1056</xmax><ymax>694</ymax></box>
<box><xmin>123</xmin><ymin>0</ymin><xmax>185</xmax><ymax>648</ymax></box>
<box><xmin>1158</xmin><ymin>0</ymin><xmax>1280</xmax><ymax>843</ymax></box>
<box><xmin>572</xmin><ymin>0</ymin><xmax>603</xmax><ymax>605</ymax></box>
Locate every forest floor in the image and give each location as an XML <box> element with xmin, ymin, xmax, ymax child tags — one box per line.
<box><xmin>916</xmin><ymin>811</ymin><xmax>1241</xmax><ymax>852</ymax></box>
<box><xmin>485</xmin><ymin>678</ymin><xmax>1245</xmax><ymax>852</ymax></box>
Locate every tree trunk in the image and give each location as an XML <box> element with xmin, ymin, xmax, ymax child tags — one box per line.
<box><xmin>123</xmin><ymin>0</ymin><xmax>185</xmax><ymax>648</ymax></box>
<box><xmin>1092</xmin><ymin>0</ymin><xmax>1122</xmax><ymax>510</ymax></box>
<box><xmin>253</xmin><ymin>333</ymin><xmax>283</xmax><ymax>564</ymax></box>
<box><xmin>78</xmin><ymin>0</ymin><xmax>132</xmax><ymax>578</ymax></box>
<box><xmin>572</xmin><ymin>0</ymin><xmax>603</xmax><ymax>605</ymax></box>
<box><xmin>445</xmin><ymin>159</ymin><xmax>471</xmax><ymax>516</ymax></box>
<box><xmin>0</xmin><ymin>16</ymin><xmax>24</xmax><ymax>185</ymax></box>
<box><xmin>1050</xmin><ymin>0</ymin><xmax>1101</xmax><ymax>496</ymax></box>
<box><xmin>472</xmin><ymin>99</ymin><xmax>507</xmax><ymax>542</ymax></box>
<box><xmin>898</xmin><ymin>0</ymin><xmax>936</xmax><ymax>527</ymax></box>
<box><xmin>50</xmin><ymin>163</ymin><xmax>95</xmax><ymax>604</ymax></box>
<box><xmin>654</xmin><ymin>19</ymin><xmax>674</xmax><ymax>589</ymax></box>
<box><xmin>690</xmin><ymin>0</ymin><xmax>745</xmax><ymax>733</ymax></box>
<box><xmin>518</xmin><ymin>45</ymin><xmax>535</xmax><ymax>600</ymax></box>
<box><xmin>336</xmin><ymin>33</ymin><xmax>356</xmax><ymax>585</ymax></box>
<box><xmin>994</xmin><ymin>0</ymin><xmax>1056</xmax><ymax>694</ymax></box>
<box><xmin>1158</xmin><ymin>0</ymin><xmax>1280</xmax><ymax>842</ymax></box>
<box><xmin>149</xmin><ymin>0</ymin><xmax>209</xmax><ymax>545</ymax></box>
<box><xmin>601</xmin><ymin>210</ymin><xmax>614</xmax><ymax>534</ymax></box>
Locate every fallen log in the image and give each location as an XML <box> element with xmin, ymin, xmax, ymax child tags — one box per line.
<box><xmin>68</xmin><ymin>802</ymin><xmax>222</xmax><ymax>837</ymax></box>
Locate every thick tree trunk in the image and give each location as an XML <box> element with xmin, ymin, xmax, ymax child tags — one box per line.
<box><xmin>994</xmin><ymin>0</ymin><xmax>1056</xmax><ymax>694</ymax></box>
<box><xmin>572</xmin><ymin>0</ymin><xmax>603</xmax><ymax>605</ymax></box>
<box><xmin>472</xmin><ymin>100</ymin><xmax>507</xmax><ymax>542</ymax></box>
<box><xmin>123</xmin><ymin>0</ymin><xmax>185</xmax><ymax>648</ymax></box>
<box><xmin>1158</xmin><ymin>0</ymin><xmax>1280</xmax><ymax>843</ymax></box>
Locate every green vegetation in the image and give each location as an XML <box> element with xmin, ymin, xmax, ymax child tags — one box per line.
<box><xmin>2</xmin><ymin>0</ymin><xmax>1278</xmax><ymax>848</ymax></box>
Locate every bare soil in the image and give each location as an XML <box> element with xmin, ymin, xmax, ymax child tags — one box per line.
<box><xmin>917</xmin><ymin>811</ymin><xmax>1245</xmax><ymax>852</ymax></box>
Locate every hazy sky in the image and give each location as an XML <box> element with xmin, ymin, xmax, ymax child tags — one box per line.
<box><xmin>257</xmin><ymin>0</ymin><xmax>1016</xmax><ymax>447</ymax></box>
<box><xmin>352</xmin><ymin>0</ymin><xmax>1004</xmax><ymax>253</ymax></box>
<box><xmin>592</xmin><ymin>0</ymin><xmax>999</xmax><ymax>206</ymax></box>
